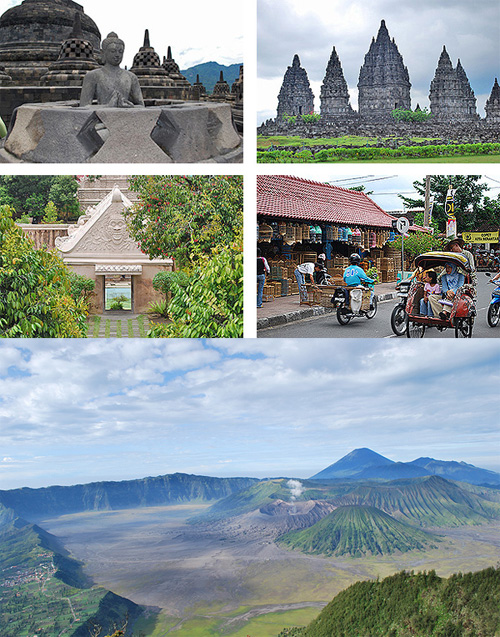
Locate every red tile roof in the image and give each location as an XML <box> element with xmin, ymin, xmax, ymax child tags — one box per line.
<box><xmin>257</xmin><ymin>175</ymin><xmax>397</xmax><ymax>228</ymax></box>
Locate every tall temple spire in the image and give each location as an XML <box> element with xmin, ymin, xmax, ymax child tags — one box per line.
<box><xmin>358</xmin><ymin>20</ymin><xmax>411</xmax><ymax>118</ymax></box>
<box><xmin>277</xmin><ymin>54</ymin><xmax>314</xmax><ymax>120</ymax></box>
<box><xmin>429</xmin><ymin>47</ymin><xmax>477</xmax><ymax>121</ymax></box>
<box><xmin>320</xmin><ymin>46</ymin><xmax>353</xmax><ymax>117</ymax></box>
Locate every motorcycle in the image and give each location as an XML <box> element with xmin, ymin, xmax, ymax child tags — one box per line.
<box><xmin>331</xmin><ymin>284</ymin><xmax>377</xmax><ymax>325</ymax></box>
<box><xmin>486</xmin><ymin>273</ymin><xmax>500</xmax><ymax>327</ymax></box>
<box><xmin>390</xmin><ymin>279</ymin><xmax>411</xmax><ymax>336</ymax></box>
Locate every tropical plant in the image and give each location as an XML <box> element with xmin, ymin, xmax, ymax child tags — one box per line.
<box><xmin>301</xmin><ymin>112</ymin><xmax>321</xmax><ymax>123</ymax></box>
<box><xmin>392</xmin><ymin>107</ymin><xmax>433</xmax><ymax>122</ymax></box>
<box><xmin>108</xmin><ymin>295</ymin><xmax>129</xmax><ymax>311</ymax></box>
<box><xmin>0</xmin><ymin>205</ymin><xmax>88</xmax><ymax>337</ymax></box>
<box><xmin>148</xmin><ymin>237</ymin><xmax>243</xmax><ymax>338</ymax></box>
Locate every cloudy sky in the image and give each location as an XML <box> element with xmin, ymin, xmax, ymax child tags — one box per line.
<box><xmin>279</xmin><ymin>170</ymin><xmax>500</xmax><ymax>211</ymax></box>
<box><xmin>0</xmin><ymin>340</ymin><xmax>498</xmax><ymax>490</ymax></box>
<box><xmin>258</xmin><ymin>0</ymin><xmax>500</xmax><ymax>123</ymax></box>
<box><xmin>1</xmin><ymin>0</ymin><xmax>243</xmax><ymax>68</ymax></box>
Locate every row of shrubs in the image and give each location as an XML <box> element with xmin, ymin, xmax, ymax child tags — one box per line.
<box><xmin>282</xmin><ymin>108</ymin><xmax>431</xmax><ymax>126</ymax></box>
<box><xmin>258</xmin><ymin>142</ymin><xmax>500</xmax><ymax>163</ymax></box>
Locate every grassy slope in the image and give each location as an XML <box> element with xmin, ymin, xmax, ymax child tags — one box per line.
<box><xmin>277</xmin><ymin>505</ymin><xmax>438</xmax><ymax>557</ymax></box>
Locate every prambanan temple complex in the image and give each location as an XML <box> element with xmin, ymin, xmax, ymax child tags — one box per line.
<box><xmin>259</xmin><ymin>20</ymin><xmax>499</xmax><ymax>139</ymax></box>
<box><xmin>0</xmin><ymin>0</ymin><xmax>243</xmax><ymax>130</ymax></box>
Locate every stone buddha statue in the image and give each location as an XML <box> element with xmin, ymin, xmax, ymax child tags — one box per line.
<box><xmin>80</xmin><ymin>32</ymin><xmax>144</xmax><ymax>107</ymax></box>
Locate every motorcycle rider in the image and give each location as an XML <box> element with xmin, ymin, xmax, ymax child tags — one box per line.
<box><xmin>343</xmin><ymin>253</ymin><xmax>375</xmax><ymax>307</ymax></box>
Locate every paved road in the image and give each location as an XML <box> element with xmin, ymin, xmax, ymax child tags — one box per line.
<box><xmin>259</xmin><ymin>273</ymin><xmax>499</xmax><ymax>339</ymax></box>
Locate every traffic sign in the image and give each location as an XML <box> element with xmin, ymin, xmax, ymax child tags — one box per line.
<box><xmin>396</xmin><ymin>217</ymin><xmax>410</xmax><ymax>234</ymax></box>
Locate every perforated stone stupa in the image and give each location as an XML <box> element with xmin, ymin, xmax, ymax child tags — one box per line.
<box><xmin>357</xmin><ymin>20</ymin><xmax>411</xmax><ymax>118</ymax></box>
<box><xmin>277</xmin><ymin>54</ymin><xmax>314</xmax><ymax>120</ymax></box>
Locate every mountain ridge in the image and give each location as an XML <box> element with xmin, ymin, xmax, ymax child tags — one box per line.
<box><xmin>310</xmin><ymin>448</ymin><xmax>500</xmax><ymax>486</ymax></box>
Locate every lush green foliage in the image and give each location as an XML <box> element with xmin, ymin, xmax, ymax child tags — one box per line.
<box><xmin>125</xmin><ymin>175</ymin><xmax>243</xmax><ymax>269</ymax></box>
<box><xmin>277</xmin><ymin>505</ymin><xmax>437</xmax><ymax>557</ymax></box>
<box><xmin>41</xmin><ymin>200</ymin><xmax>62</xmax><ymax>224</ymax></box>
<box><xmin>301</xmin><ymin>112</ymin><xmax>321</xmax><ymax>123</ymax></box>
<box><xmin>282</xmin><ymin>113</ymin><xmax>298</xmax><ymax>124</ymax></box>
<box><xmin>391</xmin><ymin>232</ymin><xmax>446</xmax><ymax>260</ymax></box>
<box><xmin>68</xmin><ymin>271</ymin><xmax>95</xmax><ymax>305</ymax></box>
<box><xmin>108</xmin><ymin>294</ymin><xmax>129</xmax><ymax>311</ymax></box>
<box><xmin>0</xmin><ymin>175</ymin><xmax>81</xmax><ymax>221</ymax></box>
<box><xmin>282</xmin><ymin>567</ymin><xmax>500</xmax><ymax>637</ymax></box>
<box><xmin>152</xmin><ymin>270</ymin><xmax>190</xmax><ymax>295</ymax></box>
<box><xmin>257</xmin><ymin>142</ymin><xmax>500</xmax><ymax>163</ymax></box>
<box><xmin>392</xmin><ymin>107</ymin><xmax>433</xmax><ymax>122</ymax></box>
<box><xmin>148</xmin><ymin>239</ymin><xmax>243</xmax><ymax>338</ymax></box>
<box><xmin>0</xmin><ymin>206</ymin><xmax>88</xmax><ymax>337</ymax></box>
<box><xmin>399</xmin><ymin>175</ymin><xmax>500</xmax><ymax>233</ymax></box>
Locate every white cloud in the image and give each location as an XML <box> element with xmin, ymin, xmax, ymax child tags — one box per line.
<box><xmin>0</xmin><ymin>340</ymin><xmax>498</xmax><ymax>489</ymax></box>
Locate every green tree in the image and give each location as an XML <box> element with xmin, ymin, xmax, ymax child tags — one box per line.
<box><xmin>0</xmin><ymin>206</ymin><xmax>88</xmax><ymax>337</ymax></box>
<box><xmin>399</xmin><ymin>176</ymin><xmax>492</xmax><ymax>233</ymax></box>
<box><xmin>148</xmin><ymin>237</ymin><xmax>243</xmax><ymax>338</ymax></box>
<box><xmin>125</xmin><ymin>176</ymin><xmax>243</xmax><ymax>337</ymax></box>
<box><xmin>124</xmin><ymin>175</ymin><xmax>243</xmax><ymax>268</ymax></box>
<box><xmin>41</xmin><ymin>201</ymin><xmax>60</xmax><ymax>224</ymax></box>
<box><xmin>0</xmin><ymin>176</ymin><xmax>81</xmax><ymax>222</ymax></box>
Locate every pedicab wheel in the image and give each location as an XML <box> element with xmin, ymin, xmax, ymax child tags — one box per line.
<box><xmin>406</xmin><ymin>321</ymin><xmax>425</xmax><ymax>338</ymax></box>
<box><xmin>454</xmin><ymin>317</ymin><xmax>473</xmax><ymax>338</ymax></box>
<box><xmin>366</xmin><ymin>296</ymin><xmax>377</xmax><ymax>319</ymax></box>
<box><xmin>390</xmin><ymin>305</ymin><xmax>407</xmax><ymax>336</ymax></box>
<box><xmin>337</xmin><ymin>308</ymin><xmax>352</xmax><ymax>325</ymax></box>
<box><xmin>487</xmin><ymin>303</ymin><xmax>500</xmax><ymax>327</ymax></box>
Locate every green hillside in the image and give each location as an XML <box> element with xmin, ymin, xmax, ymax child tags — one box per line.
<box><xmin>340</xmin><ymin>475</ymin><xmax>500</xmax><ymax>527</ymax></box>
<box><xmin>0</xmin><ymin>514</ymin><xmax>154</xmax><ymax>636</ymax></box>
<box><xmin>277</xmin><ymin>505</ymin><xmax>438</xmax><ymax>557</ymax></box>
<box><xmin>279</xmin><ymin>567</ymin><xmax>500</xmax><ymax>637</ymax></box>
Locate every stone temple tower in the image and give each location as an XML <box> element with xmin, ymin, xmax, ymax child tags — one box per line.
<box><xmin>429</xmin><ymin>46</ymin><xmax>478</xmax><ymax>121</ymax></box>
<box><xmin>277</xmin><ymin>54</ymin><xmax>314</xmax><ymax>120</ymax></box>
<box><xmin>357</xmin><ymin>20</ymin><xmax>411</xmax><ymax>119</ymax></box>
<box><xmin>320</xmin><ymin>46</ymin><xmax>353</xmax><ymax>118</ymax></box>
<box><xmin>485</xmin><ymin>78</ymin><xmax>500</xmax><ymax>123</ymax></box>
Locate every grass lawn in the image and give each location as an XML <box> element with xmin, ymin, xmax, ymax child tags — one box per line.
<box><xmin>257</xmin><ymin>134</ymin><xmax>445</xmax><ymax>149</ymax></box>
<box><xmin>329</xmin><ymin>154</ymin><xmax>500</xmax><ymax>163</ymax></box>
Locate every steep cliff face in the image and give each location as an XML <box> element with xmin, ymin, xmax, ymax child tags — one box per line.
<box><xmin>0</xmin><ymin>473</ymin><xmax>259</xmax><ymax>518</ymax></box>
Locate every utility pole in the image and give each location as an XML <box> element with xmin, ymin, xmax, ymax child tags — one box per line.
<box><xmin>423</xmin><ymin>175</ymin><xmax>431</xmax><ymax>227</ymax></box>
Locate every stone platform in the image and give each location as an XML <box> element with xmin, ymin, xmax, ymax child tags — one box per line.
<box><xmin>0</xmin><ymin>100</ymin><xmax>242</xmax><ymax>163</ymax></box>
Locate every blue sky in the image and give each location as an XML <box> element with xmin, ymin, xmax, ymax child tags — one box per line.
<box><xmin>1</xmin><ymin>0</ymin><xmax>243</xmax><ymax>68</ymax></box>
<box><xmin>0</xmin><ymin>340</ymin><xmax>498</xmax><ymax>490</ymax></box>
<box><xmin>258</xmin><ymin>0</ymin><xmax>500</xmax><ymax>123</ymax></box>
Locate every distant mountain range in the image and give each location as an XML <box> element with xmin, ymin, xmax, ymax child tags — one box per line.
<box><xmin>0</xmin><ymin>473</ymin><xmax>258</xmax><ymax>519</ymax></box>
<box><xmin>181</xmin><ymin>61</ymin><xmax>242</xmax><ymax>94</ymax></box>
<box><xmin>310</xmin><ymin>448</ymin><xmax>500</xmax><ymax>486</ymax></box>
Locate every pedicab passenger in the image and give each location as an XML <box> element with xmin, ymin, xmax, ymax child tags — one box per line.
<box><xmin>429</xmin><ymin>262</ymin><xmax>465</xmax><ymax>320</ymax></box>
<box><xmin>419</xmin><ymin>270</ymin><xmax>440</xmax><ymax>316</ymax></box>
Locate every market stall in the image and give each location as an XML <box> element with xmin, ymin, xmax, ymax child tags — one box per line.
<box><xmin>257</xmin><ymin>175</ymin><xmax>410</xmax><ymax>301</ymax></box>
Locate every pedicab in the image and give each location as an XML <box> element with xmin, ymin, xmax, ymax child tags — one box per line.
<box><xmin>405</xmin><ymin>252</ymin><xmax>476</xmax><ymax>338</ymax></box>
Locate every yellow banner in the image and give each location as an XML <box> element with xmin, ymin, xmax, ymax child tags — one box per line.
<box><xmin>462</xmin><ymin>231</ymin><xmax>499</xmax><ymax>243</ymax></box>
